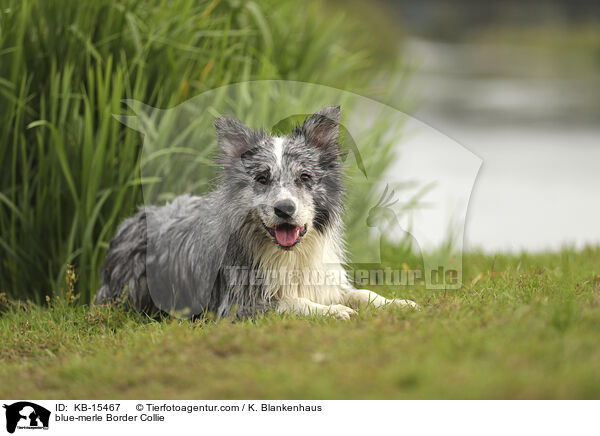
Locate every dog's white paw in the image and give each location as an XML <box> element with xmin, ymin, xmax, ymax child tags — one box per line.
<box><xmin>390</xmin><ymin>299</ymin><xmax>421</xmax><ymax>310</ymax></box>
<box><xmin>327</xmin><ymin>304</ymin><xmax>356</xmax><ymax>320</ymax></box>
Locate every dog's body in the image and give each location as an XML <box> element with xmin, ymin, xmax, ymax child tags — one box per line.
<box><xmin>95</xmin><ymin>106</ymin><xmax>418</xmax><ymax>318</ymax></box>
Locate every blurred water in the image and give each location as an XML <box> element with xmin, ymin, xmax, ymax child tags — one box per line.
<box><xmin>398</xmin><ymin>38</ymin><xmax>600</xmax><ymax>252</ymax></box>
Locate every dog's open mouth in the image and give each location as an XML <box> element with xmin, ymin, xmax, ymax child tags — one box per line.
<box><xmin>264</xmin><ymin>223</ymin><xmax>307</xmax><ymax>248</ymax></box>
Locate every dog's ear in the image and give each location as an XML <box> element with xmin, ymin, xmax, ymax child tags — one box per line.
<box><xmin>301</xmin><ymin>106</ymin><xmax>341</xmax><ymax>151</ymax></box>
<box><xmin>215</xmin><ymin>116</ymin><xmax>254</xmax><ymax>156</ymax></box>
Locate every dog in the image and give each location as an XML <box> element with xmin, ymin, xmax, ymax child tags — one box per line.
<box><xmin>94</xmin><ymin>106</ymin><xmax>419</xmax><ymax>319</ymax></box>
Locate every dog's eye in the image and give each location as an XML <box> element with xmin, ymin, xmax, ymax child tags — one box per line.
<box><xmin>255</xmin><ymin>174</ymin><xmax>269</xmax><ymax>185</ymax></box>
<box><xmin>299</xmin><ymin>174</ymin><xmax>312</xmax><ymax>183</ymax></box>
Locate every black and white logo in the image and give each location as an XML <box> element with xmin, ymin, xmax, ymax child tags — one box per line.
<box><xmin>3</xmin><ymin>402</ymin><xmax>50</xmax><ymax>434</ymax></box>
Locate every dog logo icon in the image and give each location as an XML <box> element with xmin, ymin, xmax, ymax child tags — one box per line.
<box><xmin>3</xmin><ymin>402</ymin><xmax>50</xmax><ymax>434</ymax></box>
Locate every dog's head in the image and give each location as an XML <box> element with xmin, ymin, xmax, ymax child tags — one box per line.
<box><xmin>215</xmin><ymin>106</ymin><xmax>344</xmax><ymax>250</ymax></box>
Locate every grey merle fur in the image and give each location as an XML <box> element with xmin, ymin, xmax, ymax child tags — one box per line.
<box><xmin>95</xmin><ymin>106</ymin><xmax>344</xmax><ymax>318</ymax></box>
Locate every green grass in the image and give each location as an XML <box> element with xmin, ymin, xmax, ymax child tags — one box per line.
<box><xmin>1</xmin><ymin>247</ymin><xmax>599</xmax><ymax>399</ymax></box>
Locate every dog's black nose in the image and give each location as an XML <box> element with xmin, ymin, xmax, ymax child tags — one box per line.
<box><xmin>274</xmin><ymin>199</ymin><xmax>296</xmax><ymax>219</ymax></box>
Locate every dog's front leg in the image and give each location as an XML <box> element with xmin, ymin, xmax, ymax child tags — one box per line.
<box><xmin>343</xmin><ymin>287</ymin><xmax>420</xmax><ymax>310</ymax></box>
<box><xmin>277</xmin><ymin>297</ymin><xmax>356</xmax><ymax>320</ymax></box>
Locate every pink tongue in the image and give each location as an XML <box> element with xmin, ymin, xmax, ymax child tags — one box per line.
<box><xmin>274</xmin><ymin>226</ymin><xmax>298</xmax><ymax>247</ymax></box>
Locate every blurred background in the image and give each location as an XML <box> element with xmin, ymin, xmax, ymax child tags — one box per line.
<box><xmin>0</xmin><ymin>0</ymin><xmax>598</xmax><ymax>302</ymax></box>
<box><xmin>380</xmin><ymin>0</ymin><xmax>600</xmax><ymax>252</ymax></box>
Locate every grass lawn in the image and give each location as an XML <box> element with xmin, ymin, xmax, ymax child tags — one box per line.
<box><xmin>1</xmin><ymin>248</ymin><xmax>599</xmax><ymax>399</ymax></box>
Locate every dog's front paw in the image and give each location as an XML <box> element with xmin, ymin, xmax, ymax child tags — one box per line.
<box><xmin>391</xmin><ymin>299</ymin><xmax>421</xmax><ymax>310</ymax></box>
<box><xmin>327</xmin><ymin>304</ymin><xmax>356</xmax><ymax>320</ymax></box>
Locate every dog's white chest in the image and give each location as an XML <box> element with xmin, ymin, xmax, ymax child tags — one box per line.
<box><xmin>256</xmin><ymin>231</ymin><xmax>348</xmax><ymax>305</ymax></box>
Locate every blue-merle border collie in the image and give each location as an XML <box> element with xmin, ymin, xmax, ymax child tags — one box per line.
<box><xmin>95</xmin><ymin>106</ymin><xmax>419</xmax><ymax>319</ymax></box>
